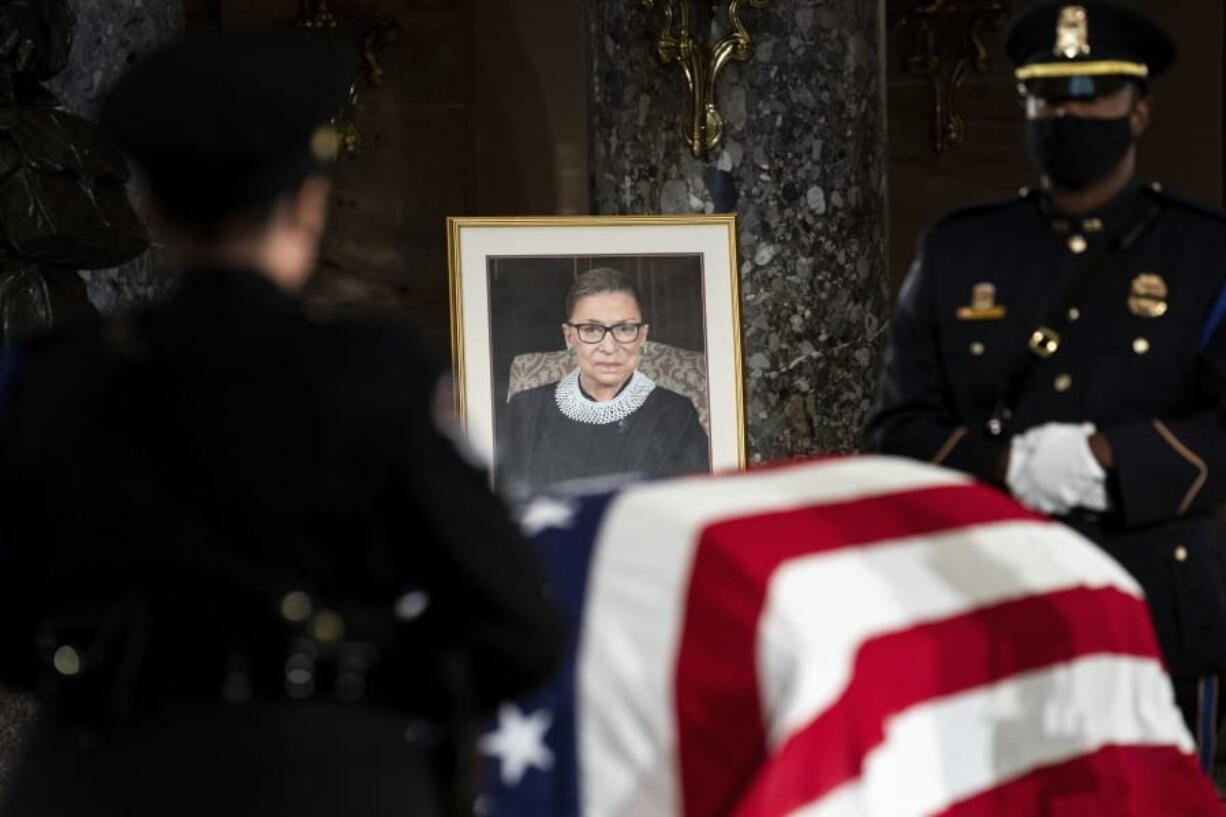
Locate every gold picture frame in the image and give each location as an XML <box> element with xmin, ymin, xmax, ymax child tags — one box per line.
<box><xmin>446</xmin><ymin>214</ymin><xmax>745</xmax><ymax>494</ymax></box>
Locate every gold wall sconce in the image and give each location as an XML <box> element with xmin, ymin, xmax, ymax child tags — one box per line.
<box><xmin>298</xmin><ymin>0</ymin><xmax>338</xmax><ymax>29</ymax></box>
<box><xmin>638</xmin><ymin>0</ymin><xmax>773</xmax><ymax>159</ymax></box>
<box><xmin>896</xmin><ymin>0</ymin><xmax>1010</xmax><ymax>153</ymax></box>
<box><xmin>298</xmin><ymin>0</ymin><xmax>399</xmax><ymax>159</ymax></box>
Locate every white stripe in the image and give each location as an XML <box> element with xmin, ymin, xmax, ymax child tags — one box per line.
<box><xmin>758</xmin><ymin>519</ymin><xmax>1144</xmax><ymax>747</ymax></box>
<box><xmin>789</xmin><ymin>655</ymin><xmax>1193</xmax><ymax>817</ymax></box>
<box><xmin>577</xmin><ymin>456</ymin><xmax>971</xmax><ymax>817</ymax></box>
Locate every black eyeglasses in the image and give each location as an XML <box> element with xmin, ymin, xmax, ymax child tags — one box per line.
<box><xmin>567</xmin><ymin>321</ymin><xmax>644</xmax><ymax>344</ymax></box>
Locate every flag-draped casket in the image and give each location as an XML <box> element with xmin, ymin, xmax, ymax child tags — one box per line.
<box><xmin>479</xmin><ymin>456</ymin><xmax>1222</xmax><ymax>816</ymax></box>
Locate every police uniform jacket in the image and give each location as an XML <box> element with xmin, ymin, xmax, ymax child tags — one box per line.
<box><xmin>865</xmin><ymin>184</ymin><xmax>1226</xmax><ymax>680</ymax></box>
<box><xmin>0</xmin><ymin>267</ymin><xmax>562</xmax><ymax>815</ymax></box>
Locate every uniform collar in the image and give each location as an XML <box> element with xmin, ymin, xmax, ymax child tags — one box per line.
<box><xmin>172</xmin><ymin>266</ymin><xmax>303</xmax><ymax>318</ymax></box>
<box><xmin>1040</xmin><ymin>181</ymin><xmax>1140</xmax><ymax>236</ymax></box>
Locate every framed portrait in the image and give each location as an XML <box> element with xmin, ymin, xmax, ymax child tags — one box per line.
<box><xmin>446</xmin><ymin>215</ymin><xmax>744</xmax><ymax>500</ymax></box>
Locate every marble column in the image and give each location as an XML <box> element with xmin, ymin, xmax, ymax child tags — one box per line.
<box><xmin>49</xmin><ymin>0</ymin><xmax>185</xmax><ymax>313</ymax></box>
<box><xmin>589</xmin><ymin>0</ymin><xmax>889</xmax><ymax>461</ymax></box>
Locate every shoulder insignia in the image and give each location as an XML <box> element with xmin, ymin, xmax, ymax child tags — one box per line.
<box><xmin>932</xmin><ymin>193</ymin><xmax>1032</xmax><ymax>229</ymax></box>
<box><xmin>1141</xmin><ymin>183</ymin><xmax>1226</xmax><ymax>223</ymax></box>
<box><xmin>927</xmin><ymin>193</ymin><xmax>1035</xmax><ymax>240</ymax></box>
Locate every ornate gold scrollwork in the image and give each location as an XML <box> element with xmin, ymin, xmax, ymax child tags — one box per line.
<box><xmin>639</xmin><ymin>0</ymin><xmax>772</xmax><ymax>159</ymax></box>
<box><xmin>298</xmin><ymin>0</ymin><xmax>399</xmax><ymax>159</ymax></box>
<box><xmin>298</xmin><ymin>0</ymin><xmax>338</xmax><ymax>29</ymax></box>
<box><xmin>897</xmin><ymin>0</ymin><xmax>1010</xmax><ymax>153</ymax></box>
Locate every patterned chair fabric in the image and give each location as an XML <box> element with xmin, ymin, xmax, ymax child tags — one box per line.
<box><xmin>507</xmin><ymin>341</ymin><xmax>710</xmax><ymax>436</ymax></box>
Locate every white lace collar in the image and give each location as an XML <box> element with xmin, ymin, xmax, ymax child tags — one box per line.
<box><xmin>554</xmin><ymin>369</ymin><xmax>655</xmax><ymax>425</ymax></box>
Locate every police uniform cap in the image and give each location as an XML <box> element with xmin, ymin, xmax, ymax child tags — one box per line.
<box><xmin>1006</xmin><ymin>3</ymin><xmax>1175</xmax><ymax>100</ymax></box>
<box><xmin>100</xmin><ymin>27</ymin><xmax>357</xmax><ymax>226</ymax></box>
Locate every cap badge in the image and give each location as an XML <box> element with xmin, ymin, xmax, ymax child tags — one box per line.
<box><xmin>1128</xmin><ymin>273</ymin><xmax>1169</xmax><ymax>318</ymax></box>
<box><xmin>310</xmin><ymin>124</ymin><xmax>341</xmax><ymax>163</ymax></box>
<box><xmin>957</xmin><ymin>282</ymin><xmax>1007</xmax><ymax>320</ymax></box>
<box><xmin>1054</xmin><ymin>5</ymin><xmax>1091</xmax><ymax>60</ymax></box>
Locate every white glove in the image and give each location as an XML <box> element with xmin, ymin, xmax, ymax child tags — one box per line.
<box><xmin>1007</xmin><ymin>422</ymin><xmax>1108</xmax><ymax>515</ymax></box>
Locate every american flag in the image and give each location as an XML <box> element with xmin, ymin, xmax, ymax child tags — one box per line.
<box><xmin>478</xmin><ymin>456</ymin><xmax>1222</xmax><ymax>817</ymax></box>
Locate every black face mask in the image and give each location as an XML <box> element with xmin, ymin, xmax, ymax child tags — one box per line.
<box><xmin>1025</xmin><ymin>115</ymin><xmax>1134</xmax><ymax>191</ymax></box>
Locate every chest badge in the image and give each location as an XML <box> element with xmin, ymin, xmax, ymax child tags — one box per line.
<box><xmin>1128</xmin><ymin>273</ymin><xmax>1168</xmax><ymax>318</ymax></box>
<box><xmin>956</xmin><ymin>282</ymin><xmax>1007</xmax><ymax>320</ymax></box>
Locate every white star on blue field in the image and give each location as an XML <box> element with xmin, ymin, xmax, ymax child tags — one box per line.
<box><xmin>480</xmin><ymin>703</ymin><xmax>555</xmax><ymax>787</ymax></box>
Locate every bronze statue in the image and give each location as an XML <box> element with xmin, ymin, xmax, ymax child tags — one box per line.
<box><xmin>0</xmin><ymin>0</ymin><xmax>148</xmax><ymax>342</ymax></box>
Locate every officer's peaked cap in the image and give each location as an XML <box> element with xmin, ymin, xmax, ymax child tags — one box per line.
<box><xmin>1006</xmin><ymin>3</ymin><xmax>1175</xmax><ymax>87</ymax></box>
<box><xmin>100</xmin><ymin>27</ymin><xmax>357</xmax><ymax>225</ymax></box>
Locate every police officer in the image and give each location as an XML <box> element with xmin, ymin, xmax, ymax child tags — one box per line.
<box><xmin>866</xmin><ymin>2</ymin><xmax>1226</xmax><ymax>767</ymax></box>
<box><xmin>0</xmin><ymin>29</ymin><xmax>560</xmax><ymax>815</ymax></box>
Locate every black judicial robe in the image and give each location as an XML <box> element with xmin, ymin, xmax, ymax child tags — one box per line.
<box><xmin>498</xmin><ymin>381</ymin><xmax>710</xmax><ymax>499</ymax></box>
<box><xmin>0</xmin><ymin>267</ymin><xmax>562</xmax><ymax>816</ymax></box>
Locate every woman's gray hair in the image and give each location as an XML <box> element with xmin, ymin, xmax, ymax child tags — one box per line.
<box><xmin>564</xmin><ymin>267</ymin><xmax>641</xmax><ymax>319</ymax></box>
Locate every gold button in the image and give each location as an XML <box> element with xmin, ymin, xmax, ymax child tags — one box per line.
<box><xmin>1174</xmin><ymin>545</ymin><xmax>1188</xmax><ymax>563</ymax></box>
<box><xmin>970</xmin><ymin>341</ymin><xmax>985</xmax><ymax>356</ymax></box>
<box><xmin>1054</xmin><ymin>373</ymin><xmax>1073</xmax><ymax>392</ymax></box>
<box><xmin>1068</xmin><ymin>234</ymin><xmax>1087</xmax><ymax>254</ymax></box>
<box><xmin>53</xmin><ymin>645</ymin><xmax>82</xmax><ymax>676</ymax></box>
<box><xmin>280</xmin><ymin>591</ymin><xmax>313</xmax><ymax>623</ymax></box>
<box><xmin>1083</xmin><ymin>218</ymin><xmax>1103</xmax><ymax>233</ymax></box>
<box><xmin>311</xmin><ymin>610</ymin><xmax>345</xmax><ymax>643</ymax></box>
<box><xmin>1133</xmin><ymin>337</ymin><xmax>1150</xmax><ymax>355</ymax></box>
<box><xmin>1067</xmin><ymin>307</ymin><xmax>1081</xmax><ymax>322</ymax></box>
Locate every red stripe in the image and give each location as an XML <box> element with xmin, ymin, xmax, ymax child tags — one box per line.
<box><xmin>674</xmin><ymin>482</ymin><xmax>1046</xmax><ymax>817</ymax></box>
<box><xmin>933</xmin><ymin>744</ymin><xmax>1224</xmax><ymax>817</ymax></box>
<box><xmin>731</xmin><ymin>587</ymin><xmax>1162</xmax><ymax>816</ymax></box>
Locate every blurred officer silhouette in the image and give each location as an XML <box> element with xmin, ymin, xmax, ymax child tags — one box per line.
<box><xmin>0</xmin><ymin>27</ymin><xmax>561</xmax><ymax>816</ymax></box>
<box><xmin>867</xmin><ymin>2</ymin><xmax>1226</xmax><ymax>770</ymax></box>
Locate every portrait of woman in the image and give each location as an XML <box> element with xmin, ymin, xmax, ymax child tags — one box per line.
<box><xmin>496</xmin><ymin>266</ymin><xmax>710</xmax><ymax>499</ymax></box>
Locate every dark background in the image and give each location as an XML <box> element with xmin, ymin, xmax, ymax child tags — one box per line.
<box><xmin>185</xmin><ymin>0</ymin><xmax>1226</xmax><ymax>333</ymax></box>
<box><xmin>486</xmin><ymin>253</ymin><xmax>705</xmax><ymax>432</ymax></box>
<box><xmin>186</xmin><ymin>0</ymin><xmax>590</xmax><ymax>357</ymax></box>
<box><xmin>884</xmin><ymin>0</ymin><xmax>1224</xmax><ymax>290</ymax></box>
